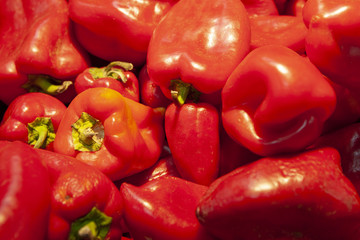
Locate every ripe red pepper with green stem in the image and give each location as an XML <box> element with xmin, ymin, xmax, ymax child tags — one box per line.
<box><xmin>222</xmin><ymin>45</ymin><xmax>336</xmax><ymax>156</ymax></box>
<box><xmin>0</xmin><ymin>0</ymin><xmax>90</xmax><ymax>105</ymax></box>
<box><xmin>0</xmin><ymin>141</ymin><xmax>51</xmax><ymax>240</ymax></box>
<box><xmin>69</xmin><ymin>0</ymin><xmax>179</xmax><ymax>67</ymax></box>
<box><xmin>53</xmin><ymin>87</ymin><xmax>165</xmax><ymax>181</ymax></box>
<box><xmin>147</xmin><ymin>0</ymin><xmax>251</xmax><ymax>106</ymax></box>
<box><xmin>0</xmin><ymin>92</ymin><xmax>67</xmax><ymax>149</ymax></box>
<box><xmin>34</xmin><ymin>147</ymin><xmax>124</xmax><ymax>240</ymax></box>
<box><xmin>74</xmin><ymin>61</ymin><xmax>140</xmax><ymax>102</ymax></box>
<box><xmin>196</xmin><ymin>147</ymin><xmax>360</xmax><ymax>240</ymax></box>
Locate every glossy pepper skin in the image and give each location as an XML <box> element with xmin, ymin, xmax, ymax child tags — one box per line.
<box><xmin>303</xmin><ymin>0</ymin><xmax>360</xmax><ymax>92</ymax></box>
<box><xmin>120</xmin><ymin>176</ymin><xmax>215</xmax><ymax>240</ymax></box>
<box><xmin>0</xmin><ymin>141</ymin><xmax>51</xmax><ymax>240</ymax></box>
<box><xmin>74</xmin><ymin>61</ymin><xmax>140</xmax><ymax>102</ymax></box>
<box><xmin>147</xmin><ymin>0</ymin><xmax>251</xmax><ymax>105</ymax></box>
<box><xmin>196</xmin><ymin>147</ymin><xmax>360</xmax><ymax>240</ymax></box>
<box><xmin>0</xmin><ymin>0</ymin><xmax>90</xmax><ymax>105</ymax></box>
<box><xmin>69</xmin><ymin>0</ymin><xmax>179</xmax><ymax>67</ymax></box>
<box><xmin>53</xmin><ymin>87</ymin><xmax>165</xmax><ymax>181</ymax></box>
<box><xmin>249</xmin><ymin>15</ymin><xmax>308</xmax><ymax>53</ymax></box>
<box><xmin>0</xmin><ymin>92</ymin><xmax>67</xmax><ymax>149</ymax></box>
<box><xmin>165</xmin><ymin>103</ymin><xmax>220</xmax><ymax>185</ymax></box>
<box><xmin>221</xmin><ymin>45</ymin><xmax>336</xmax><ymax>156</ymax></box>
<box><xmin>34</xmin><ymin>148</ymin><xmax>124</xmax><ymax>240</ymax></box>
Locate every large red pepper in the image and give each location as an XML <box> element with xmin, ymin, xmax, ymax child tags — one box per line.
<box><xmin>165</xmin><ymin>103</ymin><xmax>220</xmax><ymax>185</ymax></box>
<box><xmin>74</xmin><ymin>61</ymin><xmax>140</xmax><ymax>102</ymax></box>
<box><xmin>249</xmin><ymin>15</ymin><xmax>308</xmax><ymax>53</ymax></box>
<box><xmin>303</xmin><ymin>0</ymin><xmax>360</xmax><ymax>92</ymax></box>
<box><xmin>120</xmin><ymin>176</ymin><xmax>215</xmax><ymax>240</ymax></box>
<box><xmin>221</xmin><ymin>45</ymin><xmax>336</xmax><ymax>156</ymax></box>
<box><xmin>0</xmin><ymin>141</ymin><xmax>51</xmax><ymax>240</ymax></box>
<box><xmin>147</xmin><ymin>0</ymin><xmax>251</xmax><ymax>106</ymax></box>
<box><xmin>34</xmin><ymin>147</ymin><xmax>124</xmax><ymax>240</ymax></box>
<box><xmin>68</xmin><ymin>0</ymin><xmax>179</xmax><ymax>67</ymax></box>
<box><xmin>0</xmin><ymin>92</ymin><xmax>67</xmax><ymax>149</ymax></box>
<box><xmin>53</xmin><ymin>87</ymin><xmax>165</xmax><ymax>181</ymax></box>
<box><xmin>196</xmin><ymin>147</ymin><xmax>360</xmax><ymax>240</ymax></box>
<box><xmin>0</xmin><ymin>0</ymin><xmax>90</xmax><ymax>105</ymax></box>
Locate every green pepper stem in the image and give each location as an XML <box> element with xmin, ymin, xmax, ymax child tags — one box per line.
<box><xmin>24</xmin><ymin>75</ymin><xmax>72</xmax><ymax>95</ymax></box>
<box><xmin>104</xmin><ymin>61</ymin><xmax>133</xmax><ymax>73</ymax></box>
<box><xmin>169</xmin><ymin>79</ymin><xmax>201</xmax><ymax>106</ymax></box>
<box><xmin>33</xmin><ymin>126</ymin><xmax>48</xmax><ymax>149</ymax></box>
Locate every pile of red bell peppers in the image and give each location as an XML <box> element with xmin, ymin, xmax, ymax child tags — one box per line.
<box><xmin>1</xmin><ymin>0</ymin><xmax>360</xmax><ymax>239</ymax></box>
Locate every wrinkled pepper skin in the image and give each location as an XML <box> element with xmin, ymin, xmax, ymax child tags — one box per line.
<box><xmin>222</xmin><ymin>45</ymin><xmax>336</xmax><ymax>156</ymax></box>
<box><xmin>74</xmin><ymin>61</ymin><xmax>140</xmax><ymax>102</ymax></box>
<box><xmin>147</xmin><ymin>0</ymin><xmax>251</xmax><ymax>105</ymax></box>
<box><xmin>120</xmin><ymin>176</ymin><xmax>215</xmax><ymax>240</ymax></box>
<box><xmin>303</xmin><ymin>0</ymin><xmax>360</xmax><ymax>92</ymax></box>
<box><xmin>196</xmin><ymin>147</ymin><xmax>360</xmax><ymax>240</ymax></box>
<box><xmin>34</xmin><ymin>148</ymin><xmax>124</xmax><ymax>240</ymax></box>
<box><xmin>0</xmin><ymin>0</ymin><xmax>90</xmax><ymax>105</ymax></box>
<box><xmin>0</xmin><ymin>141</ymin><xmax>51</xmax><ymax>240</ymax></box>
<box><xmin>311</xmin><ymin>123</ymin><xmax>360</xmax><ymax>195</ymax></box>
<box><xmin>0</xmin><ymin>92</ymin><xmax>67</xmax><ymax>149</ymax></box>
<box><xmin>69</xmin><ymin>0</ymin><xmax>179</xmax><ymax>67</ymax></box>
<box><xmin>249</xmin><ymin>15</ymin><xmax>308</xmax><ymax>53</ymax></box>
<box><xmin>165</xmin><ymin>103</ymin><xmax>220</xmax><ymax>185</ymax></box>
<box><xmin>53</xmin><ymin>87</ymin><xmax>165</xmax><ymax>181</ymax></box>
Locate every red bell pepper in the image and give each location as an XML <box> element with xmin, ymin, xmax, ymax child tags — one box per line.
<box><xmin>68</xmin><ymin>0</ymin><xmax>179</xmax><ymax>67</ymax></box>
<box><xmin>0</xmin><ymin>0</ymin><xmax>90</xmax><ymax>105</ymax></box>
<box><xmin>222</xmin><ymin>45</ymin><xmax>336</xmax><ymax>156</ymax></box>
<box><xmin>196</xmin><ymin>147</ymin><xmax>360</xmax><ymax>240</ymax></box>
<box><xmin>147</xmin><ymin>0</ymin><xmax>251</xmax><ymax>106</ymax></box>
<box><xmin>284</xmin><ymin>0</ymin><xmax>307</xmax><ymax>16</ymax></box>
<box><xmin>34</xmin><ymin>147</ymin><xmax>124</xmax><ymax>240</ymax></box>
<box><xmin>249</xmin><ymin>15</ymin><xmax>308</xmax><ymax>53</ymax></box>
<box><xmin>311</xmin><ymin>123</ymin><xmax>360</xmax><ymax>195</ymax></box>
<box><xmin>303</xmin><ymin>0</ymin><xmax>360</xmax><ymax>92</ymax></box>
<box><xmin>0</xmin><ymin>141</ymin><xmax>51</xmax><ymax>240</ymax></box>
<box><xmin>241</xmin><ymin>0</ymin><xmax>279</xmax><ymax>16</ymax></box>
<box><xmin>74</xmin><ymin>61</ymin><xmax>140</xmax><ymax>102</ymax></box>
<box><xmin>0</xmin><ymin>92</ymin><xmax>67</xmax><ymax>149</ymax></box>
<box><xmin>165</xmin><ymin>103</ymin><xmax>220</xmax><ymax>185</ymax></box>
<box><xmin>138</xmin><ymin>64</ymin><xmax>172</xmax><ymax>108</ymax></box>
<box><xmin>120</xmin><ymin>176</ymin><xmax>215</xmax><ymax>240</ymax></box>
<box><xmin>53</xmin><ymin>87</ymin><xmax>165</xmax><ymax>181</ymax></box>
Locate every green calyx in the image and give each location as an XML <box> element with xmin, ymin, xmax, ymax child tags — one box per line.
<box><xmin>169</xmin><ymin>79</ymin><xmax>201</xmax><ymax>106</ymax></box>
<box><xmin>89</xmin><ymin>61</ymin><xmax>134</xmax><ymax>84</ymax></box>
<box><xmin>71</xmin><ymin>112</ymin><xmax>104</xmax><ymax>152</ymax></box>
<box><xmin>27</xmin><ymin>117</ymin><xmax>56</xmax><ymax>149</ymax></box>
<box><xmin>69</xmin><ymin>207</ymin><xmax>112</xmax><ymax>240</ymax></box>
<box><xmin>23</xmin><ymin>74</ymin><xmax>72</xmax><ymax>95</ymax></box>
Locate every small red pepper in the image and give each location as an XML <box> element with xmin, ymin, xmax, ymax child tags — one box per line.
<box><xmin>222</xmin><ymin>45</ymin><xmax>336</xmax><ymax>156</ymax></box>
<box><xmin>34</xmin><ymin>147</ymin><xmax>124</xmax><ymax>240</ymax></box>
<box><xmin>0</xmin><ymin>92</ymin><xmax>67</xmax><ymax>149</ymax></box>
<box><xmin>303</xmin><ymin>0</ymin><xmax>360</xmax><ymax>92</ymax></box>
<box><xmin>53</xmin><ymin>87</ymin><xmax>165</xmax><ymax>181</ymax></box>
<box><xmin>0</xmin><ymin>141</ymin><xmax>51</xmax><ymax>240</ymax></box>
<box><xmin>69</xmin><ymin>0</ymin><xmax>179</xmax><ymax>67</ymax></box>
<box><xmin>120</xmin><ymin>176</ymin><xmax>215</xmax><ymax>240</ymax></box>
<box><xmin>196</xmin><ymin>147</ymin><xmax>360</xmax><ymax>240</ymax></box>
<box><xmin>0</xmin><ymin>0</ymin><xmax>90</xmax><ymax>105</ymax></box>
<box><xmin>147</xmin><ymin>0</ymin><xmax>251</xmax><ymax>105</ymax></box>
<box><xmin>74</xmin><ymin>61</ymin><xmax>140</xmax><ymax>102</ymax></box>
<box><xmin>138</xmin><ymin>64</ymin><xmax>172</xmax><ymax>108</ymax></box>
<box><xmin>165</xmin><ymin>103</ymin><xmax>220</xmax><ymax>185</ymax></box>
